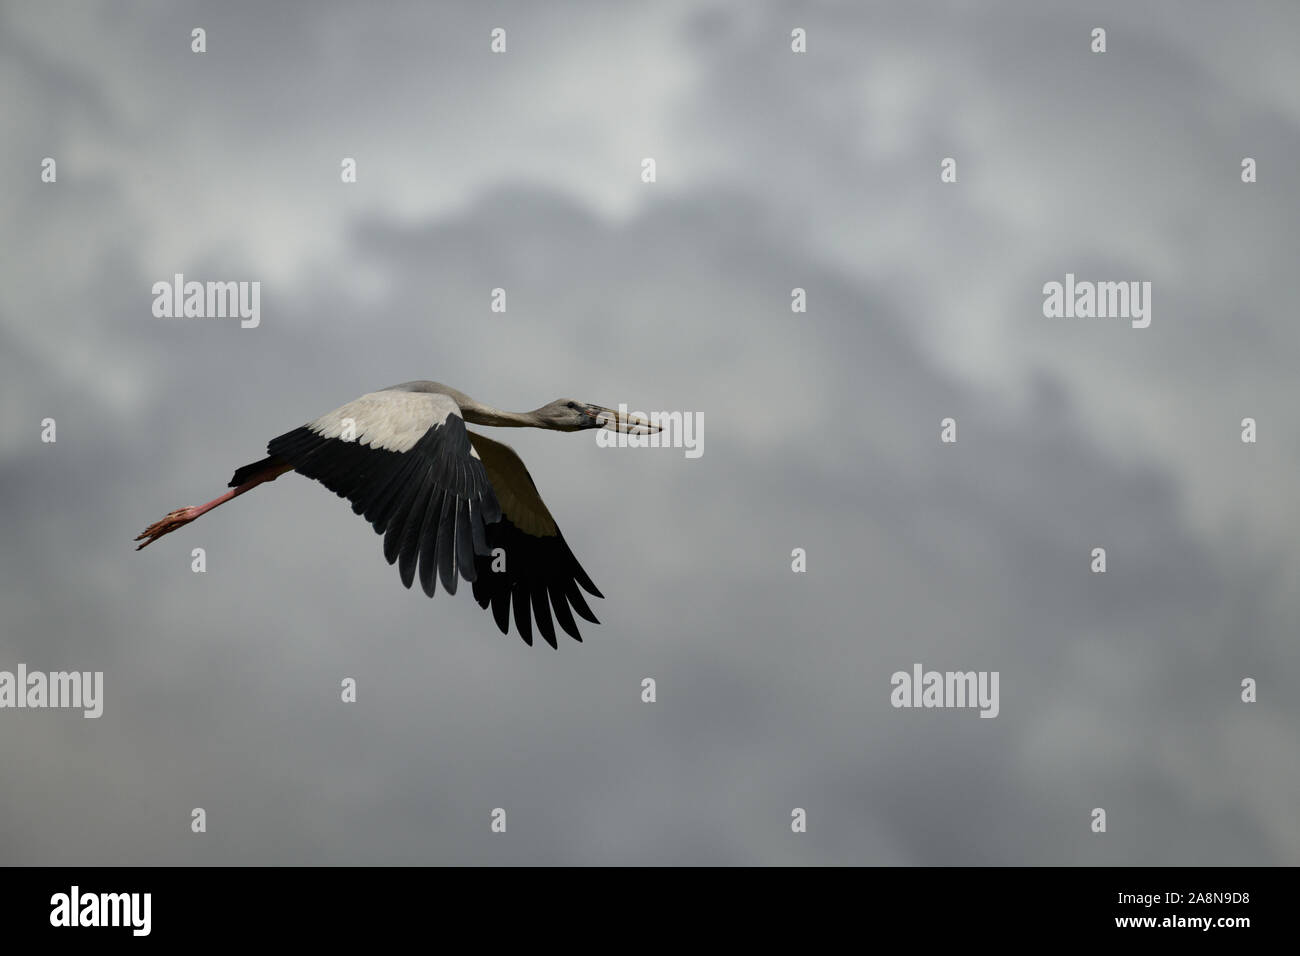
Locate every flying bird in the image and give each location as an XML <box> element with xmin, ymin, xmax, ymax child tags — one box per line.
<box><xmin>135</xmin><ymin>381</ymin><xmax>658</xmax><ymax>647</ymax></box>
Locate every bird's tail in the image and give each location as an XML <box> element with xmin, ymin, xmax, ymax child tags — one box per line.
<box><xmin>228</xmin><ymin>455</ymin><xmax>284</xmax><ymax>487</ymax></box>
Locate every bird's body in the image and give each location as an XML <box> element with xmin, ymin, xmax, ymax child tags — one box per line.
<box><xmin>136</xmin><ymin>381</ymin><xmax>657</xmax><ymax>647</ymax></box>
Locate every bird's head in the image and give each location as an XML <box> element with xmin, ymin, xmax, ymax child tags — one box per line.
<box><xmin>537</xmin><ymin>400</ymin><xmax>661</xmax><ymax>434</ymax></box>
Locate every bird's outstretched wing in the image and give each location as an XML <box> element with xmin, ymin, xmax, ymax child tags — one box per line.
<box><xmin>250</xmin><ymin>390</ymin><xmax>502</xmax><ymax>598</ymax></box>
<box><xmin>466</xmin><ymin>430</ymin><xmax>603</xmax><ymax>647</ymax></box>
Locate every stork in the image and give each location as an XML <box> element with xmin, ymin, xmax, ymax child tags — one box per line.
<box><xmin>135</xmin><ymin>382</ymin><xmax>658</xmax><ymax>647</ymax></box>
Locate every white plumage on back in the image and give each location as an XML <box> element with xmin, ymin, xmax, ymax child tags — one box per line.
<box><xmin>308</xmin><ymin>390</ymin><xmax>463</xmax><ymax>454</ymax></box>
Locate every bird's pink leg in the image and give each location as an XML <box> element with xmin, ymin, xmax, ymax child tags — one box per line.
<box><xmin>134</xmin><ymin>462</ymin><xmax>292</xmax><ymax>550</ymax></box>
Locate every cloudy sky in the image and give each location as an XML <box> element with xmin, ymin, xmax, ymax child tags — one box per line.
<box><xmin>2</xmin><ymin>0</ymin><xmax>1297</xmax><ymax>865</ymax></box>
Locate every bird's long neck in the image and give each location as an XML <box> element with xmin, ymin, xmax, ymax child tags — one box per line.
<box><xmin>406</xmin><ymin>385</ymin><xmax>545</xmax><ymax>428</ymax></box>
<box><xmin>459</xmin><ymin>402</ymin><xmax>541</xmax><ymax>428</ymax></box>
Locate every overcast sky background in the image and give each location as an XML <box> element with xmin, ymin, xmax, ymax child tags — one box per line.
<box><xmin>2</xmin><ymin>0</ymin><xmax>1297</xmax><ymax>865</ymax></box>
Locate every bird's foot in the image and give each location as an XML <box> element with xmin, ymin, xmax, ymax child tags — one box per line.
<box><xmin>134</xmin><ymin>507</ymin><xmax>197</xmax><ymax>550</ymax></box>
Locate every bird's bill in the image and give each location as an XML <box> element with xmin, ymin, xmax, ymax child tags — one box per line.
<box><xmin>588</xmin><ymin>406</ymin><xmax>661</xmax><ymax>434</ymax></box>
